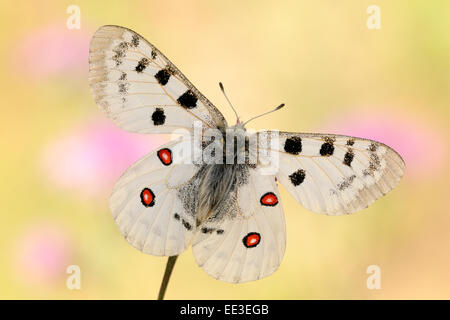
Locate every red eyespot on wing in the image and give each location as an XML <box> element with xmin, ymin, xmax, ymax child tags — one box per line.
<box><xmin>157</xmin><ymin>148</ymin><xmax>172</xmax><ymax>166</ymax></box>
<box><xmin>140</xmin><ymin>188</ymin><xmax>155</xmax><ymax>207</ymax></box>
<box><xmin>243</xmin><ymin>232</ymin><xmax>261</xmax><ymax>248</ymax></box>
<box><xmin>260</xmin><ymin>192</ymin><xmax>278</xmax><ymax>206</ymax></box>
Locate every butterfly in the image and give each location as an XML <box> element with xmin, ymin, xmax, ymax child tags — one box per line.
<box><xmin>88</xmin><ymin>25</ymin><xmax>405</xmax><ymax>283</ymax></box>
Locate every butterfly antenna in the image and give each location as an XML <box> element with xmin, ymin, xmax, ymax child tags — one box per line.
<box><xmin>243</xmin><ymin>103</ymin><xmax>285</xmax><ymax>126</ymax></box>
<box><xmin>219</xmin><ymin>82</ymin><xmax>240</xmax><ymax>123</ymax></box>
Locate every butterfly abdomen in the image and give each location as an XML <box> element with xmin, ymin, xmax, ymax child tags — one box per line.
<box><xmin>177</xmin><ymin>163</ymin><xmax>250</xmax><ymax>224</ymax></box>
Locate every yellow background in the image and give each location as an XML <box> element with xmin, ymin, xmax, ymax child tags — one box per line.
<box><xmin>1</xmin><ymin>0</ymin><xmax>449</xmax><ymax>299</ymax></box>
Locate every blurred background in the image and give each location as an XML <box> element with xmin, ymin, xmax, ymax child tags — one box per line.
<box><xmin>1</xmin><ymin>0</ymin><xmax>449</xmax><ymax>299</ymax></box>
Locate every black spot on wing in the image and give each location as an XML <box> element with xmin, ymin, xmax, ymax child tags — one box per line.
<box><xmin>151</xmin><ymin>50</ymin><xmax>157</xmax><ymax>59</ymax></box>
<box><xmin>320</xmin><ymin>142</ymin><xmax>334</xmax><ymax>156</ymax></box>
<box><xmin>119</xmin><ymin>72</ymin><xmax>127</xmax><ymax>81</ymax></box>
<box><xmin>338</xmin><ymin>174</ymin><xmax>356</xmax><ymax>191</ymax></box>
<box><xmin>151</xmin><ymin>107</ymin><xmax>166</xmax><ymax>125</ymax></box>
<box><xmin>112</xmin><ymin>42</ymin><xmax>129</xmax><ymax>66</ymax></box>
<box><xmin>201</xmin><ymin>227</ymin><xmax>214</xmax><ymax>234</ymax></box>
<box><xmin>118</xmin><ymin>82</ymin><xmax>129</xmax><ymax>94</ymax></box>
<box><xmin>289</xmin><ymin>169</ymin><xmax>306</xmax><ymax>186</ymax></box>
<box><xmin>346</xmin><ymin>139</ymin><xmax>355</xmax><ymax>146</ymax></box>
<box><xmin>363</xmin><ymin>153</ymin><xmax>382</xmax><ymax>176</ymax></box>
<box><xmin>284</xmin><ymin>136</ymin><xmax>302</xmax><ymax>155</ymax></box>
<box><xmin>200</xmin><ymin>227</ymin><xmax>224</xmax><ymax>235</ymax></box>
<box><xmin>177</xmin><ymin>90</ymin><xmax>197</xmax><ymax>109</ymax></box>
<box><xmin>182</xmin><ymin>219</ymin><xmax>192</xmax><ymax>230</ymax></box>
<box><xmin>154</xmin><ymin>69</ymin><xmax>171</xmax><ymax>85</ymax></box>
<box><xmin>368</xmin><ymin>142</ymin><xmax>378</xmax><ymax>152</ymax></box>
<box><xmin>131</xmin><ymin>35</ymin><xmax>139</xmax><ymax>47</ymax></box>
<box><xmin>343</xmin><ymin>149</ymin><xmax>354</xmax><ymax>167</ymax></box>
<box><xmin>135</xmin><ymin>58</ymin><xmax>149</xmax><ymax>73</ymax></box>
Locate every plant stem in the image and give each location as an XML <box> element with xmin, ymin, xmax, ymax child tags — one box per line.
<box><xmin>157</xmin><ymin>255</ymin><xmax>178</xmax><ymax>300</ymax></box>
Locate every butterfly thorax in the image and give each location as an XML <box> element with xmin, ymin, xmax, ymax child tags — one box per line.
<box><xmin>178</xmin><ymin>124</ymin><xmax>255</xmax><ymax>224</ymax></box>
<box><xmin>221</xmin><ymin>124</ymin><xmax>253</xmax><ymax>165</ymax></box>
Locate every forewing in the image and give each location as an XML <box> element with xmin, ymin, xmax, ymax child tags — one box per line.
<box><xmin>89</xmin><ymin>25</ymin><xmax>227</xmax><ymax>134</ymax></box>
<box><xmin>192</xmin><ymin>168</ymin><xmax>285</xmax><ymax>283</ymax></box>
<box><xmin>258</xmin><ymin>131</ymin><xmax>405</xmax><ymax>215</ymax></box>
<box><xmin>110</xmin><ymin>137</ymin><xmax>200</xmax><ymax>256</ymax></box>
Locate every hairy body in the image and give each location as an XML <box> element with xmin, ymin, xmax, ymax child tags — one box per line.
<box><xmin>179</xmin><ymin>125</ymin><xmax>252</xmax><ymax>223</ymax></box>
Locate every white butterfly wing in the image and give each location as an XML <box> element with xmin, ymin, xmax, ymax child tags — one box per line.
<box><xmin>258</xmin><ymin>131</ymin><xmax>405</xmax><ymax>215</ymax></box>
<box><xmin>89</xmin><ymin>25</ymin><xmax>227</xmax><ymax>134</ymax></box>
<box><xmin>110</xmin><ymin>137</ymin><xmax>201</xmax><ymax>256</ymax></box>
<box><xmin>192</xmin><ymin>168</ymin><xmax>285</xmax><ymax>283</ymax></box>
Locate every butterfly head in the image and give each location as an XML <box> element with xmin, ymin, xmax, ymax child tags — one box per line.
<box><xmin>230</xmin><ymin>122</ymin><xmax>246</xmax><ymax>131</ymax></box>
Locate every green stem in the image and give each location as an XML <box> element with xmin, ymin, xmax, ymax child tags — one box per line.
<box><xmin>157</xmin><ymin>255</ymin><xmax>178</xmax><ymax>300</ymax></box>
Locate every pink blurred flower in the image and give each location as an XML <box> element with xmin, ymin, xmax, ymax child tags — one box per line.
<box><xmin>13</xmin><ymin>24</ymin><xmax>91</xmax><ymax>78</ymax></box>
<box><xmin>41</xmin><ymin>118</ymin><xmax>168</xmax><ymax>198</ymax></box>
<box><xmin>320</xmin><ymin>108</ymin><xmax>447</xmax><ymax>179</ymax></box>
<box><xmin>13</xmin><ymin>222</ymin><xmax>73</xmax><ymax>285</ymax></box>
